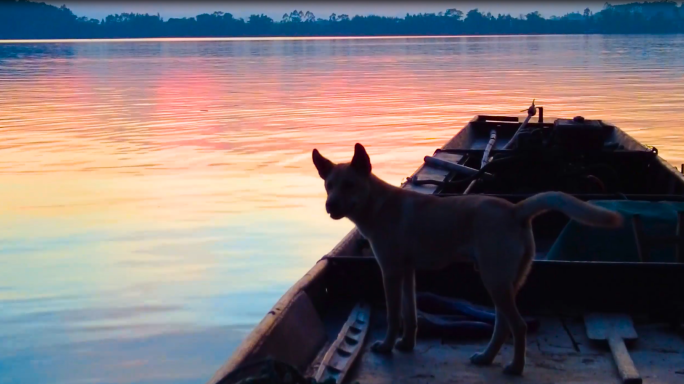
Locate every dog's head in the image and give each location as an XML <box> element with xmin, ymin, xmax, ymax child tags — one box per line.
<box><xmin>312</xmin><ymin>143</ymin><xmax>373</xmax><ymax>220</ymax></box>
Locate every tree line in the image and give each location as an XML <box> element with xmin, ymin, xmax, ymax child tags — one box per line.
<box><xmin>1</xmin><ymin>0</ymin><xmax>683</xmax><ymax>40</ymax></box>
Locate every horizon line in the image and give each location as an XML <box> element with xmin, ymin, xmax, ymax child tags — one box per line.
<box><xmin>0</xmin><ymin>33</ymin><xmax>670</xmax><ymax>44</ymax></box>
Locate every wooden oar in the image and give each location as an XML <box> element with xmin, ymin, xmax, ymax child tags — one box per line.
<box><xmin>464</xmin><ymin>129</ymin><xmax>497</xmax><ymax>194</ymax></box>
<box><xmin>584</xmin><ymin>313</ymin><xmax>642</xmax><ymax>384</ymax></box>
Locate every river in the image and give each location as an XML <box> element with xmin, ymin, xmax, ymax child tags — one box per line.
<box><xmin>1</xmin><ymin>35</ymin><xmax>683</xmax><ymax>384</ymax></box>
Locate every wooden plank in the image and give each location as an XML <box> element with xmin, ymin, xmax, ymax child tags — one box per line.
<box><xmin>314</xmin><ymin>302</ymin><xmax>372</xmax><ymax>384</ymax></box>
<box><xmin>432</xmin><ymin>150</ymin><xmax>466</xmax><ymax>164</ymax></box>
<box><xmin>477</xmin><ymin>115</ymin><xmax>520</xmax><ymax>122</ymax></box>
<box><xmin>403</xmin><ymin>150</ymin><xmax>465</xmax><ymax>194</ymax></box>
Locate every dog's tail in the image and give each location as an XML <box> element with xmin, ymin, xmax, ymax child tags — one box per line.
<box><xmin>514</xmin><ymin>191</ymin><xmax>623</xmax><ymax>228</ymax></box>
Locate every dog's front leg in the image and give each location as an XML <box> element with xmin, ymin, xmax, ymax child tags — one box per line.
<box><xmin>396</xmin><ymin>267</ymin><xmax>416</xmax><ymax>352</ymax></box>
<box><xmin>371</xmin><ymin>268</ymin><xmax>402</xmax><ymax>354</ymax></box>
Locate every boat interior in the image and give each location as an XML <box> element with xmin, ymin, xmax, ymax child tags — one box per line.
<box><xmin>383</xmin><ymin>113</ymin><xmax>684</xmax><ymax>263</ymax></box>
<box><xmin>214</xmin><ymin>112</ymin><xmax>684</xmax><ymax>384</ymax></box>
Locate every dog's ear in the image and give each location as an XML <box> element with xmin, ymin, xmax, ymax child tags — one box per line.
<box><xmin>312</xmin><ymin>149</ymin><xmax>334</xmax><ymax>179</ymax></box>
<box><xmin>351</xmin><ymin>143</ymin><xmax>371</xmax><ymax>176</ymax></box>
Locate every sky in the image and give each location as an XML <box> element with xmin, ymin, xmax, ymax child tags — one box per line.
<box><xmin>48</xmin><ymin>1</ymin><xmax>630</xmax><ymax>21</ymax></box>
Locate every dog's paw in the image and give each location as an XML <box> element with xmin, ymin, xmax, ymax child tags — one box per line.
<box><xmin>503</xmin><ymin>362</ymin><xmax>524</xmax><ymax>376</ymax></box>
<box><xmin>370</xmin><ymin>340</ymin><xmax>393</xmax><ymax>354</ymax></box>
<box><xmin>470</xmin><ymin>352</ymin><xmax>494</xmax><ymax>366</ymax></box>
<box><xmin>394</xmin><ymin>338</ymin><xmax>415</xmax><ymax>352</ymax></box>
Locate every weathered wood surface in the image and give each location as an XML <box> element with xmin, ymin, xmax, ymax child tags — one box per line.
<box><xmin>348</xmin><ymin>314</ymin><xmax>684</xmax><ymax>384</ymax></box>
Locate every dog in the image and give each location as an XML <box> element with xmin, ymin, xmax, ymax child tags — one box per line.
<box><xmin>312</xmin><ymin>143</ymin><xmax>623</xmax><ymax>375</ymax></box>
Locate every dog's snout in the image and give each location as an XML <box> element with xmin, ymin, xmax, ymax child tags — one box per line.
<box><xmin>325</xmin><ymin>200</ymin><xmax>339</xmax><ymax>214</ymax></box>
<box><xmin>325</xmin><ymin>199</ymin><xmax>345</xmax><ymax>220</ymax></box>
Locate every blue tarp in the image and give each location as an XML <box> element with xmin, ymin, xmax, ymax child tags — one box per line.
<box><xmin>545</xmin><ymin>200</ymin><xmax>684</xmax><ymax>263</ymax></box>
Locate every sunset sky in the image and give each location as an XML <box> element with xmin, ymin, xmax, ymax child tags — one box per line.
<box><xmin>50</xmin><ymin>1</ymin><xmax>629</xmax><ymax>20</ymax></box>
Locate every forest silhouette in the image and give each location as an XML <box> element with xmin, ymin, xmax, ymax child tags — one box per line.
<box><xmin>1</xmin><ymin>0</ymin><xmax>683</xmax><ymax>39</ymax></box>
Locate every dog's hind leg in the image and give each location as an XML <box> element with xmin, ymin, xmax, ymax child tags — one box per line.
<box><xmin>498</xmin><ymin>242</ymin><xmax>535</xmax><ymax>375</ymax></box>
<box><xmin>470</xmin><ymin>308</ymin><xmax>510</xmax><ymax>365</ymax></box>
<box><xmin>472</xmin><ymin>232</ymin><xmax>532</xmax><ymax>374</ymax></box>
<box><xmin>371</xmin><ymin>266</ymin><xmax>403</xmax><ymax>354</ymax></box>
<box><xmin>396</xmin><ymin>267</ymin><xmax>417</xmax><ymax>352</ymax></box>
<box><xmin>492</xmin><ymin>287</ymin><xmax>528</xmax><ymax>375</ymax></box>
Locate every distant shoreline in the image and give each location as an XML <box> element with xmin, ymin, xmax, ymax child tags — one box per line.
<box><xmin>2</xmin><ymin>33</ymin><xmax>684</xmax><ymax>44</ymax></box>
<box><xmin>2</xmin><ymin>1</ymin><xmax>683</xmax><ymax>40</ymax></box>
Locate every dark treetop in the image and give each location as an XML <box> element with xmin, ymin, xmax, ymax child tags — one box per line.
<box><xmin>1</xmin><ymin>0</ymin><xmax>683</xmax><ymax>40</ymax></box>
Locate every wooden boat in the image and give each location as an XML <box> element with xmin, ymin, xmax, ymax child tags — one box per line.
<box><xmin>209</xmin><ymin>104</ymin><xmax>684</xmax><ymax>384</ymax></box>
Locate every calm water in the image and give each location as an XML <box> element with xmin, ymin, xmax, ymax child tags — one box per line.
<box><xmin>1</xmin><ymin>35</ymin><xmax>684</xmax><ymax>384</ymax></box>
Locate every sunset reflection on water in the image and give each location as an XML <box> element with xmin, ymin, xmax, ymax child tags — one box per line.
<box><xmin>1</xmin><ymin>35</ymin><xmax>683</xmax><ymax>383</ymax></box>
